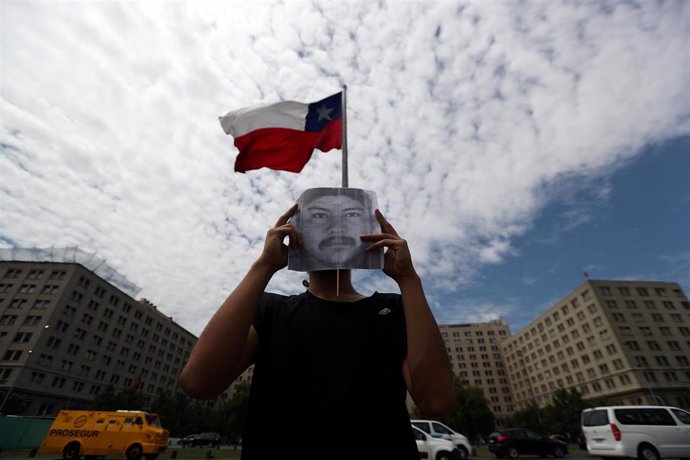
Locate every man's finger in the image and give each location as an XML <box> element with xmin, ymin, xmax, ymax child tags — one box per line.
<box><xmin>360</xmin><ymin>232</ymin><xmax>397</xmax><ymax>242</ymax></box>
<box><xmin>271</xmin><ymin>224</ymin><xmax>301</xmax><ymax>248</ymax></box>
<box><xmin>365</xmin><ymin>238</ymin><xmax>404</xmax><ymax>252</ymax></box>
<box><xmin>275</xmin><ymin>203</ymin><xmax>298</xmax><ymax>227</ymax></box>
<box><xmin>375</xmin><ymin>209</ymin><xmax>399</xmax><ymax>236</ymax></box>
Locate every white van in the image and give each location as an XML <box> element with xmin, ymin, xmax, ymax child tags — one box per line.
<box><xmin>581</xmin><ymin>406</ymin><xmax>690</xmax><ymax>460</ymax></box>
<box><xmin>411</xmin><ymin>419</ymin><xmax>474</xmax><ymax>459</ymax></box>
<box><xmin>412</xmin><ymin>425</ymin><xmax>462</xmax><ymax>460</ymax></box>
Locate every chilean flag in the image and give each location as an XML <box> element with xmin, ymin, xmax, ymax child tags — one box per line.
<box><xmin>219</xmin><ymin>92</ymin><xmax>343</xmax><ymax>173</ymax></box>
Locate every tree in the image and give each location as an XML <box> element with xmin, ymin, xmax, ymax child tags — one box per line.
<box><xmin>0</xmin><ymin>391</ymin><xmax>28</xmax><ymax>415</ymax></box>
<box><xmin>225</xmin><ymin>383</ymin><xmax>250</xmax><ymax>446</ymax></box>
<box><xmin>542</xmin><ymin>388</ymin><xmax>587</xmax><ymax>439</ymax></box>
<box><xmin>92</xmin><ymin>385</ymin><xmax>148</xmax><ymax>411</ymax></box>
<box><xmin>440</xmin><ymin>377</ymin><xmax>495</xmax><ymax>442</ymax></box>
<box><xmin>506</xmin><ymin>402</ymin><xmax>544</xmax><ymax>432</ymax></box>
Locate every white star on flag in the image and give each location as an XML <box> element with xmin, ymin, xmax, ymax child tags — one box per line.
<box><xmin>316</xmin><ymin>104</ymin><xmax>334</xmax><ymax>121</ymax></box>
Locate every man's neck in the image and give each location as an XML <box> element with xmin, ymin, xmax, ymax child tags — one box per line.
<box><xmin>308</xmin><ymin>270</ymin><xmax>365</xmax><ymax>302</ymax></box>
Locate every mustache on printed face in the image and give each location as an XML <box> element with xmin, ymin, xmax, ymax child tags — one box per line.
<box><xmin>318</xmin><ymin>236</ymin><xmax>358</xmax><ymax>250</ymax></box>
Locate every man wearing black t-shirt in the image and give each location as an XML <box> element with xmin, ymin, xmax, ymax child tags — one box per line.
<box><xmin>180</xmin><ymin>204</ymin><xmax>455</xmax><ymax>459</ymax></box>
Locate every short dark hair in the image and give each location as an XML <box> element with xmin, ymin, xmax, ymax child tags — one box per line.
<box><xmin>299</xmin><ymin>187</ymin><xmax>372</xmax><ymax>210</ymax></box>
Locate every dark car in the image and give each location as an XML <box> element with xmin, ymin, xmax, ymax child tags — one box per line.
<box><xmin>488</xmin><ymin>428</ymin><xmax>568</xmax><ymax>458</ymax></box>
<box><xmin>179</xmin><ymin>434</ymin><xmax>198</xmax><ymax>447</ymax></box>
<box><xmin>186</xmin><ymin>432</ymin><xmax>221</xmax><ymax>448</ymax></box>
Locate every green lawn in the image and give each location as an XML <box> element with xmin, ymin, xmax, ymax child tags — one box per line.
<box><xmin>474</xmin><ymin>445</ymin><xmax>590</xmax><ymax>458</ymax></box>
<box><xmin>1</xmin><ymin>445</ymin><xmax>590</xmax><ymax>459</ymax></box>
<box><xmin>0</xmin><ymin>448</ymin><xmax>242</xmax><ymax>459</ymax></box>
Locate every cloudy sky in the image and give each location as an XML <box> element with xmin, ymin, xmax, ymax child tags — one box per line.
<box><xmin>2</xmin><ymin>0</ymin><xmax>689</xmax><ymax>336</ymax></box>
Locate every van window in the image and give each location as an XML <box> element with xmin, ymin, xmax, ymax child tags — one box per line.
<box><xmin>412</xmin><ymin>422</ymin><xmax>431</xmax><ymax>434</ymax></box>
<box><xmin>671</xmin><ymin>409</ymin><xmax>690</xmax><ymax>424</ymax></box>
<box><xmin>583</xmin><ymin>410</ymin><xmax>609</xmax><ymax>426</ymax></box>
<box><xmin>615</xmin><ymin>408</ymin><xmax>676</xmax><ymax>426</ymax></box>
<box><xmin>432</xmin><ymin>422</ymin><xmax>453</xmax><ymax>434</ymax></box>
<box><xmin>146</xmin><ymin>414</ymin><xmax>161</xmax><ymax>427</ymax></box>
<box><xmin>124</xmin><ymin>417</ymin><xmax>133</xmax><ymax>425</ymax></box>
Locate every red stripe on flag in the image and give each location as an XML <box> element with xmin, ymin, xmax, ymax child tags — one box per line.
<box><xmin>233</xmin><ymin>119</ymin><xmax>342</xmax><ymax>173</ymax></box>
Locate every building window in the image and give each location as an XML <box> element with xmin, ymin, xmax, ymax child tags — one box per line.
<box><xmin>3</xmin><ymin>269</ymin><xmax>23</xmax><ymax>279</ymax></box>
<box><xmin>663</xmin><ymin>301</ymin><xmax>676</xmax><ymax>310</ymax></box>
<box><xmin>18</xmin><ymin>284</ymin><xmax>37</xmax><ymax>294</ymax></box>
<box><xmin>656</xmin><ymin>356</ymin><xmax>670</xmax><ymax>366</ymax></box>
<box><xmin>27</xmin><ymin>270</ymin><xmax>44</xmax><ymax>279</ymax></box>
<box><xmin>30</xmin><ymin>371</ymin><xmax>45</xmax><ymax>384</ymax></box>
<box><xmin>644</xmin><ymin>300</ymin><xmax>657</xmax><ymax>309</ymax></box>
<box><xmin>33</xmin><ymin>299</ymin><xmax>50</xmax><ymax>309</ymax></box>
<box><xmin>22</xmin><ymin>315</ymin><xmax>41</xmax><ymax>326</ymax></box>
<box><xmin>46</xmin><ymin>337</ymin><xmax>62</xmax><ymax>350</ymax></box>
<box><xmin>664</xmin><ymin>371</ymin><xmax>678</xmax><ymax>382</ymax></box>
<box><xmin>13</xmin><ymin>332</ymin><xmax>32</xmax><ymax>343</ymax></box>
<box><xmin>49</xmin><ymin>270</ymin><xmax>66</xmax><ymax>280</ymax></box>
<box><xmin>625</xmin><ymin>300</ymin><xmax>638</xmax><ymax>309</ymax></box>
<box><xmin>3</xmin><ymin>350</ymin><xmax>22</xmax><ymax>361</ymax></box>
<box><xmin>9</xmin><ymin>299</ymin><xmax>27</xmax><ymax>309</ymax></box>
<box><xmin>42</xmin><ymin>285</ymin><xmax>58</xmax><ymax>294</ymax></box>
<box><xmin>647</xmin><ymin>341</ymin><xmax>661</xmax><ymax>351</ymax></box>
<box><xmin>66</xmin><ymin>344</ymin><xmax>80</xmax><ymax>355</ymax></box>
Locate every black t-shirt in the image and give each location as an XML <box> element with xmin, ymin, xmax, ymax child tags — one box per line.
<box><xmin>241</xmin><ymin>290</ymin><xmax>418</xmax><ymax>460</ymax></box>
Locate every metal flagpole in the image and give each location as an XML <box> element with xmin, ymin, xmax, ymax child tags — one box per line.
<box><xmin>337</xmin><ymin>86</ymin><xmax>349</xmax><ymax>296</ymax></box>
<box><xmin>341</xmin><ymin>85</ymin><xmax>348</xmax><ymax>188</ymax></box>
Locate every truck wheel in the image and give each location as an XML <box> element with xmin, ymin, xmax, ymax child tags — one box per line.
<box><xmin>63</xmin><ymin>442</ymin><xmax>81</xmax><ymax>460</ymax></box>
<box><xmin>436</xmin><ymin>452</ymin><xmax>452</xmax><ymax>460</ymax></box>
<box><xmin>126</xmin><ymin>444</ymin><xmax>144</xmax><ymax>460</ymax></box>
<box><xmin>457</xmin><ymin>446</ymin><xmax>469</xmax><ymax>459</ymax></box>
<box><xmin>508</xmin><ymin>447</ymin><xmax>519</xmax><ymax>459</ymax></box>
<box><xmin>552</xmin><ymin>447</ymin><xmax>565</xmax><ymax>458</ymax></box>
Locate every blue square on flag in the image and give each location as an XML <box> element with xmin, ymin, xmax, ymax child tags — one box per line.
<box><xmin>305</xmin><ymin>93</ymin><xmax>342</xmax><ymax>132</ymax></box>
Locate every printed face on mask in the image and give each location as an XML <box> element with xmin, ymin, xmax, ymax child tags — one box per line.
<box><xmin>288</xmin><ymin>188</ymin><xmax>383</xmax><ymax>272</ymax></box>
<box><xmin>301</xmin><ymin>194</ymin><xmax>369</xmax><ymax>267</ymax></box>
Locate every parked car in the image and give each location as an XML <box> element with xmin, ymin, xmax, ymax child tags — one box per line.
<box><xmin>412</xmin><ymin>425</ymin><xmax>463</xmax><ymax>460</ymax></box>
<box><xmin>581</xmin><ymin>405</ymin><xmax>690</xmax><ymax>460</ymax></box>
<box><xmin>185</xmin><ymin>432</ymin><xmax>221</xmax><ymax>448</ymax></box>
<box><xmin>411</xmin><ymin>419</ymin><xmax>474</xmax><ymax>458</ymax></box>
<box><xmin>549</xmin><ymin>434</ymin><xmax>568</xmax><ymax>443</ymax></box>
<box><xmin>488</xmin><ymin>428</ymin><xmax>568</xmax><ymax>458</ymax></box>
<box><xmin>179</xmin><ymin>434</ymin><xmax>199</xmax><ymax>447</ymax></box>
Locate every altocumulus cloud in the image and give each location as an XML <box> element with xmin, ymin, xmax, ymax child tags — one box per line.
<box><xmin>1</xmin><ymin>1</ymin><xmax>689</xmax><ymax>334</ymax></box>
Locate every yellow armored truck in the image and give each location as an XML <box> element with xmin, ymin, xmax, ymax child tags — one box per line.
<box><xmin>40</xmin><ymin>410</ymin><xmax>168</xmax><ymax>460</ymax></box>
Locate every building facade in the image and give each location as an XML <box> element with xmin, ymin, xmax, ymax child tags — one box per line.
<box><xmin>0</xmin><ymin>259</ymin><xmax>197</xmax><ymax>415</ymax></box>
<box><xmin>502</xmin><ymin>280</ymin><xmax>690</xmax><ymax>411</ymax></box>
<box><xmin>439</xmin><ymin>320</ymin><xmax>514</xmax><ymax>425</ymax></box>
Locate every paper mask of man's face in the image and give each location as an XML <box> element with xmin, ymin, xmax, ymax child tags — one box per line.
<box><xmin>288</xmin><ymin>188</ymin><xmax>383</xmax><ymax>272</ymax></box>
